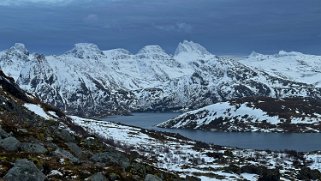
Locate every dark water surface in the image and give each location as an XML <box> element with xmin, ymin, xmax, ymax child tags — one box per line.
<box><xmin>102</xmin><ymin>112</ymin><xmax>321</xmax><ymax>152</ymax></box>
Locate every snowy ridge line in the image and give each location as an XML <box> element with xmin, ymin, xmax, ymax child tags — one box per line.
<box><xmin>158</xmin><ymin>96</ymin><xmax>321</xmax><ymax>133</ymax></box>
<box><xmin>241</xmin><ymin>51</ymin><xmax>321</xmax><ymax>87</ymax></box>
<box><xmin>1</xmin><ymin>41</ymin><xmax>321</xmax><ymax>117</ymax></box>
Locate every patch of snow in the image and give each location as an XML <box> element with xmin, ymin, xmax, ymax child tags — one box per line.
<box><xmin>48</xmin><ymin>170</ymin><xmax>63</xmax><ymax>176</ymax></box>
<box><xmin>24</xmin><ymin>103</ymin><xmax>51</xmax><ymax>119</ymax></box>
<box><xmin>240</xmin><ymin>173</ymin><xmax>258</xmax><ymax>181</ymax></box>
<box><xmin>305</xmin><ymin>153</ymin><xmax>321</xmax><ymax>171</ymax></box>
<box><xmin>48</xmin><ymin>111</ymin><xmax>58</xmax><ymax>118</ymax></box>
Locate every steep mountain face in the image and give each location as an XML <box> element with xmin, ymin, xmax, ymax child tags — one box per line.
<box><xmin>0</xmin><ymin>43</ymin><xmax>30</xmax><ymax>80</ymax></box>
<box><xmin>16</xmin><ymin>45</ymin><xmax>133</xmax><ymax>117</ymax></box>
<box><xmin>157</xmin><ymin>96</ymin><xmax>321</xmax><ymax>132</ymax></box>
<box><xmin>0</xmin><ymin>41</ymin><xmax>321</xmax><ymax>117</ymax></box>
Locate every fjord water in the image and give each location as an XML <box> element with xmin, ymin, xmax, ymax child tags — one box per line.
<box><xmin>103</xmin><ymin>112</ymin><xmax>321</xmax><ymax>152</ymax></box>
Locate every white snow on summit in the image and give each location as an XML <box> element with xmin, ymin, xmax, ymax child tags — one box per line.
<box><xmin>174</xmin><ymin>40</ymin><xmax>211</xmax><ymax>56</ymax></box>
<box><xmin>65</xmin><ymin>43</ymin><xmax>105</xmax><ymax>59</ymax></box>
<box><xmin>0</xmin><ymin>43</ymin><xmax>30</xmax><ymax>80</ymax></box>
<box><xmin>241</xmin><ymin>50</ymin><xmax>321</xmax><ymax>87</ymax></box>
<box><xmin>1</xmin><ymin>41</ymin><xmax>321</xmax><ymax>116</ymax></box>
<box><xmin>174</xmin><ymin>40</ymin><xmax>215</xmax><ymax>63</ymax></box>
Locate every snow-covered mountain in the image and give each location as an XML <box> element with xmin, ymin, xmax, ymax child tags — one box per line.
<box><xmin>0</xmin><ymin>41</ymin><xmax>321</xmax><ymax>117</ymax></box>
<box><xmin>241</xmin><ymin>51</ymin><xmax>321</xmax><ymax>87</ymax></box>
<box><xmin>2</xmin><ymin>68</ymin><xmax>320</xmax><ymax>180</ymax></box>
<box><xmin>158</xmin><ymin>96</ymin><xmax>321</xmax><ymax>132</ymax></box>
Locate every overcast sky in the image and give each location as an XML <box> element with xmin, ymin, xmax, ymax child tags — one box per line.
<box><xmin>0</xmin><ymin>0</ymin><xmax>320</xmax><ymax>55</ymax></box>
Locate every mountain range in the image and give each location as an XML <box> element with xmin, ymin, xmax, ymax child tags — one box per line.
<box><xmin>2</xmin><ymin>59</ymin><xmax>321</xmax><ymax>180</ymax></box>
<box><xmin>0</xmin><ymin>41</ymin><xmax>320</xmax><ymax>117</ymax></box>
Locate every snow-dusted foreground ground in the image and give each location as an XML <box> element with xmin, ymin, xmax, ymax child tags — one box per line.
<box><xmin>71</xmin><ymin>116</ymin><xmax>321</xmax><ymax>180</ymax></box>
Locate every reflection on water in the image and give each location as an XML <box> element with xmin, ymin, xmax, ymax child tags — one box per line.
<box><xmin>102</xmin><ymin>112</ymin><xmax>321</xmax><ymax>152</ymax></box>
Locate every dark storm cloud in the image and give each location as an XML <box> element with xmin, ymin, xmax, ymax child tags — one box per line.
<box><xmin>0</xmin><ymin>0</ymin><xmax>320</xmax><ymax>55</ymax></box>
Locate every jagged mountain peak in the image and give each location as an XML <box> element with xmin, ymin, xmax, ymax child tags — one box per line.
<box><xmin>136</xmin><ymin>45</ymin><xmax>170</xmax><ymax>59</ymax></box>
<box><xmin>8</xmin><ymin>43</ymin><xmax>29</xmax><ymax>56</ymax></box>
<box><xmin>65</xmin><ymin>43</ymin><xmax>104</xmax><ymax>59</ymax></box>
<box><xmin>249</xmin><ymin>51</ymin><xmax>263</xmax><ymax>58</ymax></box>
<box><xmin>277</xmin><ymin>50</ymin><xmax>303</xmax><ymax>56</ymax></box>
<box><xmin>137</xmin><ymin>45</ymin><xmax>167</xmax><ymax>55</ymax></box>
<box><xmin>174</xmin><ymin>40</ymin><xmax>211</xmax><ymax>57</ymax></box>
<box><xmin>1</xmin><ymin>42</ymin><xmax>321</xmax><ymax>118</ymax></box>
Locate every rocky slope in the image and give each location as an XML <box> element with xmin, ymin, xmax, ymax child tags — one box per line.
<box><xmin>0</xmin><ymin>70</ymin><xmax>181</xmax><ymax>180</ymax></box>
<box><xmin>1</xmin><ymin>41</ymin><xmax>321</xmax><ymax>117</ymax></box>
<box><xmin>157</xmin><ymin>96</ymin><xmax>321</xmax><ymax>133</ymax></box>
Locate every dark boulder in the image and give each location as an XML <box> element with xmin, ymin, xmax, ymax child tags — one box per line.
<box><xmin>3</xmin><ymin>159</ymin><xmax>46</xmax><ymax>181</ymax></box>
<box><xmin>66</xmin><ymin>142</ymin><xmax>82</xmax><ymax>158</ymax></box>
<box><xmin>20</xmin><ymin>142</ymin><xmax>47</xmax><ymax>154</ymax></box>
<box><xmin>0</xmin><ymin>127</ymin><xmax>10</xmax><ymax>138</ymax></box>
<box><xmin>53</xmin><ymin>148</ymin><xmax>79</xmax><ymax>163</ymax></box>
<box><xmin>90</xmin><ymin>151</ymin><xmax>130</xmax><ymax>169</ymax></box>
<box><xmin>109</xmin><ymin>172</ymin><xmax>120</xmax><ymax>181</ymax></box>
<box><xmin>88</xmin><ymin>172</ymin><xmax>108</xmax><ymax>181</ymax></box>
<box><xmin>0</xmin><ymin>136</ymin><xmax>20</xmax><ymax>151</ymax></box>
<box><xmin>56</xmin><ymin>129</ymin><xmax>75</xmax><ymax>142</ymax></box>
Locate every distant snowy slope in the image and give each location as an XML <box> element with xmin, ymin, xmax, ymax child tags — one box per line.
<box><xmin>158</xmin><ymin>97</ymin><xmax>321</xmax><ymax>133</ymax></box>
<box><xmin>240</xmin><ymin>51</ymin><xmax>321</xmax><ymax>87</ymax></box>
<box><xmin>0</xmin><ymin>41</ymin><xmax>321</xmax><ymax>116</ymax></box>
